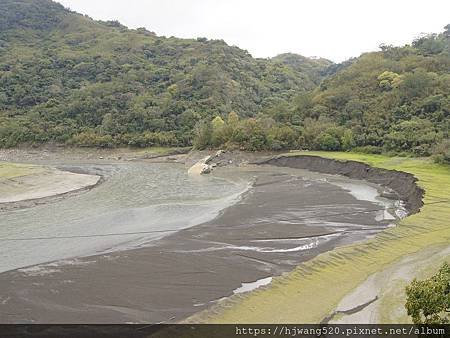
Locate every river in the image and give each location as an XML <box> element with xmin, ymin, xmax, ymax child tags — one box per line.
<box><xmin>0</xmin><ymin>162</ymin><xmax>250</xmax><ymax>272</ymax></box>
<box><xmin>0</xmin><ymin>160</ymin><xmax>405</xmax><ymax>323</ymax></box>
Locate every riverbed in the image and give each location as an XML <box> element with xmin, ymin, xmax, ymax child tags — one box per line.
<box><xmin>0</xmin><ymin>162</ymin><xmax>250</xmax><ymax>272</ymax></box>
<box><xmin>0</xmin><ymin>157</ymin><xmax>404</xmax><ymax>323</ymax></box>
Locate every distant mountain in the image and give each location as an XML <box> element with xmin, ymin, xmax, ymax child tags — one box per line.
<box><xmin>0</xmin><ymin>0</ymin><xmax>332</xmax><ymax>147</ymax></box>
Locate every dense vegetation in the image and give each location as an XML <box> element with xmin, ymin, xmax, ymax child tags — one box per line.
<box><xmin>195</xmin><ymin>26</ymin><xmax>450</xmax><ymax>159</ymax></box>
<box><xmin>0</xmin><ymin>0</ymin><xmax>449</xmax><ymax>161</ymax></box>
<box><xmin>0</xmin><ymin>0</ymin><xmax>331</xmax><ymax>148</ymax></box>
<box><xmin>406</xmin><ymin>262</ymin><xmax>450</xmax><ymax>324</ymax></box>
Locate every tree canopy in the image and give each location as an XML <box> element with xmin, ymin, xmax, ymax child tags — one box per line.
<box><xmin>405</xmin><ymin>262</ymin><xmax>450</xmax><ymax>324</ymax></box>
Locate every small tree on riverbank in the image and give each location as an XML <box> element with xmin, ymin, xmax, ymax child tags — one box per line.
<box><xmin>405</xmin><ymin>262</ymin><xmax>450</xmax><ymax>324</ymax></box>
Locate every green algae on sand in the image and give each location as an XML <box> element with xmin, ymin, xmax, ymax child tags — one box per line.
<box><xmin>0</xmin><ymin>162</ymin><xmax>44</xmax><ymax>179</ymax></box>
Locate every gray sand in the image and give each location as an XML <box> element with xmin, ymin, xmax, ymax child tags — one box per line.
<box><xmin>0</xmin><ymin>165</ymin><xmax>398</xmax><ymax>324</ymax></box>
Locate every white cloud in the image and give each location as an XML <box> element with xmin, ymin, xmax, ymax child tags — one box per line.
<box><xmin>57</xmin><ymin>0</ymin><xmax>450</xmax><ymax>62</ymax></box>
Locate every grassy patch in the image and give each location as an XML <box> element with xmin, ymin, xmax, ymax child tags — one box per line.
<box><xmin>130</xmin><ymin>146</ymin><xmax>191</xmax><ymax>156</ymax></box>
<box><xmin>200</xmin><ymin>152</ymin><xmax>450</xmax><ymax>323</ymax></box>
<box><xmin>0</xmin><ymin>162</ymin><xmax>44</xmax><ymax>179</ymax></box>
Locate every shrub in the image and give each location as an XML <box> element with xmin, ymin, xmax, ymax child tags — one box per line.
<box><xmin>314</xmin><ymin>132</ymin><xmax>341</xmax><ymax>151</ymax></box>
<box><xmin>432</xmin><ymin>139</ymin><xmax>450</xmax><ymax>164</ymax></box>
<box><xmin>405</xmin><ymin>262</ymin><xmax>450</xmax><ymax>324</ymax></box>
<box><xmin>193</xmin><ymin>121</ymin><xmax>212</xmax><ymax>150</ymax></box>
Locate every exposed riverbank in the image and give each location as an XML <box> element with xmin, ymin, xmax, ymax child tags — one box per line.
<box><xmin>1</xmin><ymin>148</ymin><xmax>447</xmax><ymax>324</ymax></box>
<box><xmin>0</xmin><ymin>149</ymin><xmax>404</xmax><ymax>323</ymax></box>
<box><xmin>187</xmin><ymin>152</ymin><xmax>450</xmax><ymax>324</ymax></box>
<box><xmin>0</xmin><ymin>162</ymin><xmax>100</xmax><ymax>211</ymax></box>
<box><xmin>0</xmin><ymin>146</ymin><xmax>190</xmax><ymax>164</ymax></box>
<box><xmin>0</xmin><ymin>146</ymin><xmax>192</xmax><ymax>211</ymax></box>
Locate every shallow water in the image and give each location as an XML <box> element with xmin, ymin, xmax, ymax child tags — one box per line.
<box><xmin>0</xmin><ymin>162</ymin><xmax>250</xmax><ymax>272</ymax></box>
<box><xmin>0</xmin><ymin>162</ymin><xmax>407</xmax><ymax>323</ymax></box>
<box><xmin>0</xmin><ymin>162</ymin><xmax>403</xmax><ymax>274</ymax></box>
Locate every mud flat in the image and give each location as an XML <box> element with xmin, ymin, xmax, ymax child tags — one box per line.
<box><xmin>0</xmin><ymin>162</ymin><xmax>100</xmax><ymax>210</ymax></box>
<box><xmin>258</xmin><ymin>154</ymin><xmax>424</xmax><ymax>213</ymax></box>
<box><xmin>0</xmin><ymin>161</ymin><xmax>400</xmax><ymax>323</ymax></box>
<box><xmin>187</xmin><ymin>152</ymin><xmax>450</xmax><ymax>324</ymax></box>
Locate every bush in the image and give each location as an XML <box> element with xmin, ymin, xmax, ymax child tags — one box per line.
<box><xmin>405</xmin><ymin>262</ymin><xmax>450</xmax><ymax>324</ymax></box>
<box><xmin>432</xmin><ymin>139</ymin><xmax>450</xmax><ymax>164</ymax></box>
<box><xmin>384</xmin><ymin>119</ymin><xmax>442</xmax><ymax>155</ymax></box>
<box><xmin>314</xmin><ymin>132</ymin><xmax>341</xmax><ymax>151</ymax></box>
<box><xmin>193</xmin><ymin>121</ymin><xmax>212</xmax><ymax>150</ymax></box>
<box><xmin>341</xmin><ymin>129</ymin><xmax>356</xmax><ymax>151</ymax></box>
<box><xmin>267</xmin><ymin>125</ymin><xmax>299</xmax><ymax>150</ymax></box>
<box><xmin>70</xmin><ymin>130</ymin><xmax>115</xmax><ymax>148</ymax></box>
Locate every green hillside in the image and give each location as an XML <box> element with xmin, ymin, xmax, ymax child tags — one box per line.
<box><xmin>0</xmin><ymin>0</ymin><xmax>448</xmax><ymax>159</ymax></box>
<box><xmin>196</xmin><ymin>26</ymin><xmax>450</xmax><ymax>160</ymax></box>
<box><xmin>292</xmin><ymin>29</ymin><xmax>450</xmax><ymax>156</ymax></box>
<box><xmin>0</xmin><ymin>0</ymin><xmax>331</xmax><ymax>147</ymax></box>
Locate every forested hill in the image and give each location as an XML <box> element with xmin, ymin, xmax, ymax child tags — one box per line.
<box><xmin>194</xmin><ymin>25</ymin><xmax>449</xmax><ymax>162</ymax></box>
<box><xmin>285</xmin><ymin>26</ymin><xmax>450</xmax><ymax>157</ymax></box>
<box><xmin>0</xmin><ymin>0</ymin><xmax>332</xmax><ymax>147</ymax></box>
<box><xmin>1</xmin><ymin>0</ymin><xmax>449</xmax><ymax>162</ymax></box>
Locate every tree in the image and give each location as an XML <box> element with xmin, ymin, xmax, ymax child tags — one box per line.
<box><xmin>341</xmin><ymin>129</ymin><xmax>356</xmax><ymax>151</ymax></box>
<box><xmin>384</xmin><ymin>119</ymin><xmax>442</xmax><ymax>155</ymax></box>
<box><xmin>211</xmin><ymin>116</ymin><xmax>225</xmax><ymax>130</ymax></box>
<box><xmin>315</xmin><ymin>132</ymin><xmax>341</xmax><ymax>151</ymax></box>
<box><xmin>192</xmin><ymin>121</ymin><xmax>212</xmax><ymax>150</ymax></box>
<box><xmin>432</xmin><ymin>139</ymin><xmax>450</xmax><ymax>164</ymax></box>
<box><xmin>378</xmin><ymin>71</ymin><xmax>402</xmax><ymax>90</ymax></box>
<box><xmin>399</xmin><ymin>69</ymin><xmax>436</xmax><ymax>99</ymax></box>
<box><xmin>211</xmin><ymin>116</ymin><xmax>226</xmax><ymax>147</ymax></box>
<box><xmin>227</xmin><ymin>111</ymin><xmax>239</xmax><ymax>126</ymax></box>
<box><xmin>444</xmin><ymin>24</ymin><xmax>450</xmax><ymax>38</ymax></box>
<box><xmin>405</xmin><ymin>262</ymin><xmax>450</xmax><ymax>324</ymax></box>
<box><xmin>100</xmin><ymin>113</ymin><xmax>118</xmax><ymax>134</ymax></box>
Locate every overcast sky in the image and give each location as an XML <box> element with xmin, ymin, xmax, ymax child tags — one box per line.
<box><xmin>57</xmin><ymin>0</ymin><xmax>450</xmax><ymax>62</ymax></box>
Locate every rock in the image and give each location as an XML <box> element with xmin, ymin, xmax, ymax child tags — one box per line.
<box><xmin>188</xmin><ymin>156</ymin><xmax>214</xmax><ymax>175</ymax></box>
<box><xmin>200</xmin><ymin>164</ymin><xmax>212</xmax><ymax>174</ymax></box>
<box><xmin>215</xmin><ymin>150</ymin><xmax>226</xmax><ymax>157</ymax></box>
<box><xmin>204</xmin><ymin>155</ymin><xmax>213</xmax><ymax>164</ymax></box>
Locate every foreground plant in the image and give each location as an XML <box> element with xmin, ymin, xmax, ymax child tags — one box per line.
<box><xmin>405</xmin><ymin>262</ymin><xmax>450</xmax><ymax>324</ymax></box>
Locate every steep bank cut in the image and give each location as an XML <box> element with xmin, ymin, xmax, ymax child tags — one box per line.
<box><xmin>257</xmin><ymin>155</ymin><xmax>424</xmax><ymax>214</ymax></box>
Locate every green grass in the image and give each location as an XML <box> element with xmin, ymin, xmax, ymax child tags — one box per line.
<box><xmin>0</xmin><ymin>162</ymin><xmax>44</xmax><ymax>179</ymax></box>
<box><xmin>130</xmin><ymin>146</ymin><xmax>191</xmax><ymax>156</ymax></box>
<box><xmin>196</xmin><ymin>152</ymin><xmax>450</xmax><ymax>323</ymax></box>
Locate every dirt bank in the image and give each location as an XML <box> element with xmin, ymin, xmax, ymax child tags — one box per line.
<box><xmin>257</xmin><ymin>155</ymin><xmax>424</xmax><ymax>214</ymax></box>
<box><xmin>0</xmin><ymin>146</ymin><xmax>190</xmax><ymax>164</ymax></box>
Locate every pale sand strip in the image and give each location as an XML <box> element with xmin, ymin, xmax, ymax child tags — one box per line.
<box><xmin>0</xmin><ymin>164</ymin><xmax>100</xmax><ymax>204</ymax></box>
